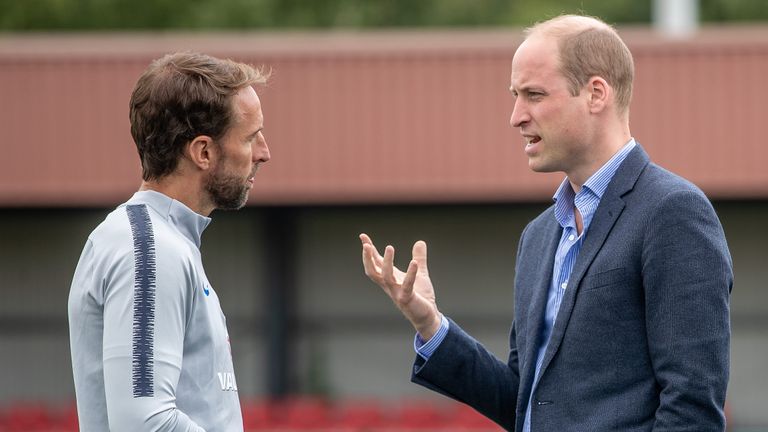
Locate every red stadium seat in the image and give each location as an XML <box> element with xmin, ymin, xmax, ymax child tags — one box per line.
<box><xmin>335</xmin><ymin>400</ymin><xmax>389</xmax><ymax>430</ymax></box>
<box><xmin>279</xmin><ymin>397</ymin><xmax>334</xmax><ymax>429</ymax></box>
<box><xmin>52</xmin><ymin>403</ymin><xmax>79</xmax><ymax>432</ymax></box>
<box><xmin>393</xmin><ymin>399</ymin><xmax>448</xmax><ymax>430</ymax></box>
<box><xmin>243</xmin><ymin>398</ymin><xmax>341</xmax><ymax>430</ymax></box>
<box><xmin>448</xmin><ymin>403</ymin><xmax>501</xmax><ymax>431</ymax></box>
<box><xmin>2</xmin><ymin>402</ymin><xmax>54</xmax><ymax>432</ymax></box>
<box><xmin>242</xmin><ymin>399</ymin><xmax>281</xmax><ymax>431</ymax></box>
<box><xmin>0</xmin><ymin>398</ymin><xmax>510</xmax><ymax>432</ymax></box>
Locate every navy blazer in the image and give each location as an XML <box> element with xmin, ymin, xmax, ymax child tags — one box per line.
<box><xmin>412</xmin><ymin>145</ymin><xmax>733</xmax><ymax>431</ymax></box>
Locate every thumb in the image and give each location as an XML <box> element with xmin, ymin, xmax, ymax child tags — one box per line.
<box><xmin>412</xmin><ymin>240</ymin><xmax>429</xmax><ymax>276</ymax></box>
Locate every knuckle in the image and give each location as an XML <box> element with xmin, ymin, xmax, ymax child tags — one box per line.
<box><xmin>394</xmin><ymin>292</ymin><xmax>409</xmax><ymax>305</ymax></box>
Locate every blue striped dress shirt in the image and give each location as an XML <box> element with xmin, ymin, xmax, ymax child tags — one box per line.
<box><xmin>416</xmin><ymin>139</ymin><xmax>636</xmax><ymax>431</ymax></box>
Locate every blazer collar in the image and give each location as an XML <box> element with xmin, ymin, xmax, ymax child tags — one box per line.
<box><xmin>600</xmin><ymin>142</ymin><xmax>650</xmax><ymax>199</ymax></box>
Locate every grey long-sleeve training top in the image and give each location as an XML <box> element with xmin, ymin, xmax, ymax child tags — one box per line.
<box><xmin>68</xmin><ymin>190</ymin><xmax>242</xmax><ymax>431</ymax></box>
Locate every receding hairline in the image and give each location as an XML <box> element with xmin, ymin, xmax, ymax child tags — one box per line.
<box><xmin>524</xmin><ymin>14</ymin><xmax>617</xmax><ymax>41</ymax></box>
<box><xmin>520</xmin><ymin>14</ymin><xmax>635</xmax><ymax>114</ymax></box>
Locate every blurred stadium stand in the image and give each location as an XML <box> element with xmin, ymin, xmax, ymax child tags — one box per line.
<box><xmin>0</xmin><ymin>398</ymin><xmax>503</xmax><ymax>431</ymax></box>
<box><xmin>1</xmin><ymin>26</ymin><xmax>768</xmax><ymax>431</ymax></box>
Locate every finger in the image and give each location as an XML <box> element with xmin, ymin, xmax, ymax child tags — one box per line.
<box><xmin>369</xmin><ymin>246</ymin><xmax>385</xmax><ymax>268</ymax></box>
<box><xmin>412</xmin><ymin>240</ymin><xmax>429</xmax><ymax>276</ymax></box>
<box><xmin>361</xmin><ymin>244</ymin><xmax>381</xmax><ymax>279</ymax></box>
<box><xmin>382</xmin><ymin>245</ymin><xmax>398</xmax><ymax>287</ymax></box>
<box><xmin>362</xmin><ymin>244</ymin><xmax>394</xmax><ymax>298</ymax></box>
<box><xmin>360</xmin><ymin>233</ymin><xmax>385</xmax><ymax>263</ymax></box>
<box><xmin>401</xmin><ymin>259</ymin><xmax>418</xmax><ymax>299</ymax></box>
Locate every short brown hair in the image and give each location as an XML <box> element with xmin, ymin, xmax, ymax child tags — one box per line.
<box><xmin>526</xmin><ymin>15</ymin><xmax>634</xmax><ymax>114</ymax></box>
<box><xmin>129</xmin><ymin>52</ymin><xmax>269</xmax><ymax>181</ymax></box>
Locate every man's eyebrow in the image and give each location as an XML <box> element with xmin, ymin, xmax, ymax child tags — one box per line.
<box><xmin>248</xmin><ymin>127</ymin><xmax>263</xmax><ymax>138</ymax></box>
<box><xmin>510</xmin><ymin>86</ymin><xmax>545</xmax><ymax>95</ymax></box>
<box><xmin>510</xmin><ymin>86</ymin><xmax>526</xmax><ymax>95</ymax></box>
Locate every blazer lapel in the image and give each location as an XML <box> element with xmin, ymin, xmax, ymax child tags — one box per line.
<box><xmin>535</xmin><ymin>144</ymin><xmax>651</xmax><ymax>378</ymax></box>
<box><xmin>519</xmin><ymin>215</ymin><xmax>561</xmax><ymax>397</ymax></box>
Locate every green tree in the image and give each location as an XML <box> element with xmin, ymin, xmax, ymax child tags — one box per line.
<box><xmin>0</xmin><ymin>0</ymin><xmax>764</xmax><ymax>31</ymax></box>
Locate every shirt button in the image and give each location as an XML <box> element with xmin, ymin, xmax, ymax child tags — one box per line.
<box><xmin>561</xmin><ymin>282</ymin><xmax>567</xmax><ymax>289</ymax></box>
<box><xmin>568</xmin><ymin>234</ymin><xmax>575</xmax><ymax>241</ymax></box>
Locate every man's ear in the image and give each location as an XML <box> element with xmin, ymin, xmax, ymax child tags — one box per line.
<box><xmin>186</xmin><ymin>135</ymin><xmax>216</xmax><ymax>171</ymax></box>
<box><xmin>587</xmin><ymin>76</ymin><xmax>610</xmax><ymax>114</ymax></box>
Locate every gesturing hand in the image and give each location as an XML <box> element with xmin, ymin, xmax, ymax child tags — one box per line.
<box><xmin>360</xmin><ymin>233</ymin><xmax>442</xmax><ymax>340</ymax></box>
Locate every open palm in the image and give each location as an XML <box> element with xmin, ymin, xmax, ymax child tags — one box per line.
<box><xmin>360</xmin><ymin>233</ymin><xmax>442</xmax><ymax>340</ymax></box>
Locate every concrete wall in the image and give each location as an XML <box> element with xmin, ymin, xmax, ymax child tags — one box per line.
<box><xmin>0</xmin><ymin>201</ymin><xmax>765</xmax><ymax>425</ymax></box>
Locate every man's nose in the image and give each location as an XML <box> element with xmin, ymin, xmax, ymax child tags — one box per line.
<box><xmin>253</xmin><ymin>135</ymin><xmax>270</xmax><ymax>163</ymax></box>
<box><xmin>510</xmin><ymin>98</ymin><xmax>529</xmax><ymax>128</ymax></box>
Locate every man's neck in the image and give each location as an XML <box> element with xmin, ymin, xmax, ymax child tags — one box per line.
<box><xmin>139</xmin><ymin>177</ymin><xmax>212</xmax><ymax>216</ymax></box>
<box><xmin>568</xmin><ymin>126</ymin><xmax>632</xmax><ymax>192</ymax></box>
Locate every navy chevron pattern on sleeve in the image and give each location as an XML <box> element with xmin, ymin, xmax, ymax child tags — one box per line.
<box><xmin>127</xmin><ymin>204</ymin><xmax>157</xmax><ymax>398</ymax></box>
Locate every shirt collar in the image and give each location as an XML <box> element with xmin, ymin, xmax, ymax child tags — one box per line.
<box><xmin>126</xmin><ymin>190</ymin><xmax>211</xmax><ymax>248</ymax></box>
<box><xmin>552</xmin><ymin>179</ymin><xmax>576</xmax><ymax>227</ymax></box>
<box><xmin>552</xmin><ymin>138</ymin><xmax>636</xmax><ymax>226</ymax></box>
<box><xmin>582</xmin><ymin>138</ymin><xmax>636</xmax><ymax>200</ymax></box>
<box><xmin>553</xmin><ymin>138</ymin><xmax>636</xmax><ymax>202</ymax></box>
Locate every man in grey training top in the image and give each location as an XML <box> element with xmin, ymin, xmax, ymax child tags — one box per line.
<box><xmin>68</xmin><ymin>52</ymin><xmax>270</xmax><ymax>431</ymax></box>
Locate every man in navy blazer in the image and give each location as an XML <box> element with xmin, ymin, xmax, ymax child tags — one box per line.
<box><xmin>361</xmin><ymin>14</ymin><xmax>732</xmax><ymax>432</ymax></box>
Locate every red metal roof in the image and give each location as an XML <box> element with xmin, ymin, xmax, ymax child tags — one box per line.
<box><xmin>1</xmin><ymin>27</ymin><xmax>767</xmax><ymax>206</ymax></box>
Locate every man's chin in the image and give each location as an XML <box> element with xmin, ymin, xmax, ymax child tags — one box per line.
<box><xmin>213</xmin><ymin>191</ymin><xmax>250</xmax><ymax>211</ymax></box>
<box><xmin>528</xmin><ymin>161</ymin><xmax>549</xmax><ymax>173</ymax></box>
